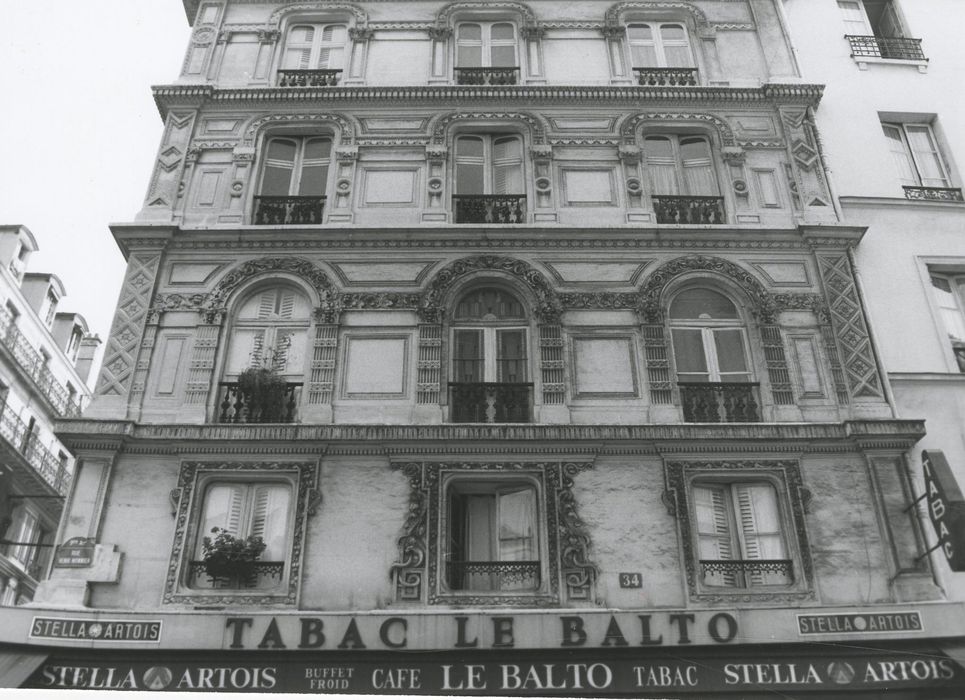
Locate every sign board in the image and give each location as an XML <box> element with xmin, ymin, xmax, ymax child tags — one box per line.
<box><xmin>24</xmin><ymin>649</ymin><xmax>963</xmax><ymax>694</ymax></box>
<box><xmin>618</xmin><ymin>573</ymin><xmax>642</xmax><ymax>588</ymax></box>
<box><xmin>921</xmin><ymin>450</ymin><xmax>965</xmax><ymax>571</ymax></box>
<box><xmin>797</xmin><ymin>612</ymin><xmax>922</xmax><ymax>635</ymax></box>
<box><xmin>29</xmin><ymin>617</ymin><xmax>162</xmax><ymax>643</ymax></box>
<box><xmin>53</xmin><ymin>537</ymin><xmax>95</xmax><ymax>569</ymax></box>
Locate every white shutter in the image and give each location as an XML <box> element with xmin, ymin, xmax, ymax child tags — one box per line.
<box><xmin>278</xmin><ymin>290</ymin><xmax>296</xmax><ymax>319</ymax></box>
<box><xmin>198</xmin><ymin>484</ymin><xmax>246</xmax><ymax>556</ymax></box>
<box><xmin>257</xmin><ymin>291</ymin><xmax>276</xmax><ymax>319</ymax></box>
<box><xmin>734</xmin><ymin>484</ymin><xmax>787</xmax><ymax>584</ymax></box>
<box><xmin>226</xmin><ymin>329</ymin><xmax>266</xmax><ymax>374</ymax></box>
<box><xmin>497</xmin><ymin>488</ymin><xmax>536</xmax><ymax>561</ymax></box>
<box><xmin>249</xmin><ymin>484</ymin><xmax>290</xmax><ymax>560</ymax></box>
<box><xmin>493</xmin><ymin>137</ymin><xmax>523</xmax><ymax>194</ymax></box>
<box><xmin>694</xmin><ymin>485</ymin><xmax>736</xmax><ymax>586</ymax></box>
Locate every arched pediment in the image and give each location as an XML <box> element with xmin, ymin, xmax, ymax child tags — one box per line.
<box><xmin>268</xmin><ymin>3</ymin><xmax>368</xmax><ymax>28</ymax></box>
<box><xmin>419</xmin><ymin>256</ymin><xmax>561</xmax><ymax>323</ymax></box>
<box><xmin>206</xmin><ymin>257</ymin><xmax>338</xmax><ymax>322</ymax></box>
<box><xmin>242</xmin><ymin>113</ymin><xmax>356</xmax><ymax>147</ymax></box>
<box><xmin>637</xmin><ymin>255</ymin><xmax>774</xmax><ymax>322</ymax></box>
<box><xmin>605</xmin><ymin>1</ymin><xmax>709</xmax><ymax>29</ymax></box>
<box><xmin>620</xmin><ymin>112</ymin><xmax>736</xmax><ymax>147</ymax></box>
<box><xmin>436</xmin><ymin>1</ymin><xmax>537</xmax><ymax>26</ymax></box>
<box><xmin>431</xmin><ymin>112</ymin><xmax>549</xmax><ymax>145</ymax></box>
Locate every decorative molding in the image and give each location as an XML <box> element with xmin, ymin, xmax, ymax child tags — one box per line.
<box><xmin>419</xmin><ymin>256</ymin><xmax>562</xmax><ymax>323</ymax></box>
<box><xmin>664</xmin><ymin>459</ymin><xmax>816</xmax><ymax>603</ymax></box>
<box><xmin>431</xmin><ymin>112</ymin><xmax>549</xmax><ymax>145</ymax></box>
<box><xmin>242</xmin><ymin>113</ymin><xmax>356</xmax><ymax>147</ymax></box>
<box><xmin>162</xmin><ymin>461</ymin><xmax>316</xmax><ymax>607</ymax></box>
<box><xmin>621</xmin><ymin>112</ymin><xmax>737</xmax><ymax>148</ymax></box>
<box><xmin>267</xmin><ymin>3</ymin><xmax>368</xmax><ymax>28</ymax></box>
<box><xmin>436</xmin><ymin>1</ymin><xmax>537</xmax><ymax>26</ymax></box>
<box><xmin>605</xmin><ymin>2</ymin><xmax>709</xmax><ymax>29</ymax></box>
<box><xmin>559</xmin><ymin>292</ymin><xmax>639</xmax><ymax>311</ymax></box>
<box><xmin>390</xmin><ymin>461</ymin><xmax>597</xmax><ymax>606</ymax></box>
<box><xmin>338</xmin><ymin>292</ymin><xmax>422</xmax><ymax>312</ymax></box>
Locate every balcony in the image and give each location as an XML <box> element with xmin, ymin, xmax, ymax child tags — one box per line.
<box><xmin>845</xmin><ymin>35</ymin><xmax>926</xmax><ymax>61</ymax></box>
<box><xmin>253</xmin><ymin>196</ymin><xmax>326</xmax><ymax>225</ymax></box>
<box><xmin>653</xmin><ymin>195</ymin><xmax>725</xmax><ymax>224</ymax></box>
<box><xmin>903</xmin><ymin>186</ymin><xmax>964</xmax><ymax>203</ymax></box>
<box><xmin>188</xmin><ymin>560</ymin><xmax>285</xmax><ymax>589</ymax></box>
<box><xmin>448</xmin><ymin>383</ymin><xmax>532</xmax><ymax>423</ymax></box>
<box><xmin>700</xmin><ymin>559</ymin><xmax>793</xmax><ymax>587</ymax></box>
<box><xmin>0</xmin><ymin>403</ymin><xmax>71</xmax><ymax>496</ymax></box>
<box><xmin>678</xmin><ymin>382</ymin><xmax>761</xmax><ymax>423</ymax></box>
<box><xmin>453</xmin><ymin>195</ymin><xmax>526</xmax><ymax>224</ymax></box>
<box><xmin>454</xmin><ymin>67</ymin><xmax>519</xmax><ymax>85</ymax></box>
<box><xmin>633</xmin><ymin>67</ymin><xmax>697</xmax><ymax>86</ymax></box>
<box><xmin>0</xmin><ymin>307</ymin><xmax>82</xmax><ymax>417</ymax></box>
<box><xmin>216</xmin><ymin>382</ymin><xmax>302</xmax><ymax>424</ymax></box>
<box><xmin>447</xmin><ymin>560</ymin><xmax>540</xmax><ymax>591</ymax></box>
<box><xmin>276</xmin><ymin>69</ymin><xmax>342</xmax><ymax>87</ymax></box>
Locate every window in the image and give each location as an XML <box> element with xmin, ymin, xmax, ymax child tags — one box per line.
<box><xmin>627</xmin><ymin>23</ymin><xmax>697</xmax><ymax>85</ymax></box>
<box><xmin>881</xmin><ymin>123</ymin><xmax>960</xmax><ymax>200</ymax></box>
<box><xmin>453</xmin><ymin>135</ymin><xmax>526</xmax><ymax>223</ymax></box>
<box><xmin>449</xmin><ymin>287</ymin><xmax>531</xmax><ymax>423</ymax></box>
<box><xmin>644</xmin><ymin>135</ymin><xmax>724</xmax><ymax>224</ymax></box>
<box><xmin>669</xmin><ymin>288</ymin><xmax>760</xmax><ymax>422</ymax></box>
<box><xmin>279</xmin><ymin>23</ymin><xmax>346</xmax><ymax>85</ymax></box>
<box><xmin>446</xmin><ymin>480</ymin><xmax>540</xmax><ymax>592</ymax></box>
<box><xmin>456</xmin><ymin>22</ymin><xmax>517</xmax><ymax>67</ymax></box>
<box><xmin>4</xmin><ymin>507</ymin><xmax>39</xmax><ymax>570</ymax></box>
<box><xmin>694</xmin><ymin>481</ymin><xmax>790</xmax><ymax>587</ymax></box>
<box><xmin>191</xmin><ymin>480</ymin><xmax>291</xmax><ymax>590</ymax></box>
<box><xmin>220</xmin><ymin>285</ymin><xmax>310</xmax><ymax>423</ymax></box>
<box><xmin>929</xmin><ymin>274</ymin><xmax>965</xmax><ymax>372</ymax></box>
<box><xmin>254</xmin><ymin>136</ymin><xmax>331</xmax><ymax>224</ymax></box>
<box><xmin>41</xmin><ymin>290</ymin><xmax>58</xmax><ymax>327</ymax></box>
<box><xmin>838</xmin><ymin>1</ymin><xmax>925</xmax><ymax>60</ymax></box>
<box><xmin>66</xmin><ymin>326</ymin><xmax>83</xmax><ymax>361</ymax></box>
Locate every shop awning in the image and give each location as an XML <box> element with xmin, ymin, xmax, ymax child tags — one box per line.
<box><xmin>0</xmin><ymin>648</ymin><xmax>48</xmax><ymax>688</ymax></box>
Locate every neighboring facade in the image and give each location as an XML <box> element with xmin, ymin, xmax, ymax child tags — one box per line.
<box><xmin>4</xmin><ymin>1</ymin><xmax>965</xmax><ymax>696</ymax></box>
<box><xmin>783</xmin><ymin>0</ymin><xmax>965</xmax><ymax>602</ymax></box>
<box><xmin>0</xmin><ymin>224</ymin><xmax>98</xmax><ymax>607</ymax></box>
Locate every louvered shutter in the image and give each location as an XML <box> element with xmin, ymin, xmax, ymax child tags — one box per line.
<box><xmin>198</xmin><ymin>484</ymin><xmax>246</xmax><ymax>556</ymax></box>
<box><xmin>271</xmin><ymin>328</ymin><xmax>307</xmax><ymax>374</ymax></box>
<box><xmin>694</xmin><ymin>484</ymin><xmax>736</xmax><ymax>586</ymax></box>
<box><xmin>249</xmin><ymin>484</ymin><xmax>290</xmax><ymax>560</ymax></box>
<box><xmin>283</xmin><ymin>25</ymin><xmax>315</xmax><ymax>69</ymax></box>
<box><xmin>317</xmin><ymin>25</ymin><xmax>346</xmax><ymax>69</ymax></box>
<box><xmin>493</xmin><ymin>137</ymin><xmax>523</xmax><ymax>194</ymax></box>
<box><xmin>734</xmin><ymin>484</ymin><xmax>787</xmax><ymax>584</ymax></box>
<box><xmin>455</xmin><ymin>136</ymin><xmax>485</xmax><ymax>195</ymax></box>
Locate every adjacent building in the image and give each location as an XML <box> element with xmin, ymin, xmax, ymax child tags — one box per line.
<box><xmin>0</xmin><ymin>224</ymin><xmax>98</xmax><ymax>607</ymax></box>
<box><xmin>2</xmin><ymin>1</ymin><xmax>964</xmax><ymax>696</ymax></box>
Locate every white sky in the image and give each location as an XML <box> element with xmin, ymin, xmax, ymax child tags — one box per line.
<box><xmin>0</xmin><ymin>2</ymin><xmax>192</xmax><ymax>377</ymax></box>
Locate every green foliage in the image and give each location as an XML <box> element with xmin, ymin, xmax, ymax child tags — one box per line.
<box><xmin>236</xmin><ymin>367</ymin><xmax>288</xmax><ymax>422</ymax></box>
<box><xmin>200</xmin><ymin>527</ymin><xmax>266</xmax><ymax>569</ymax></box>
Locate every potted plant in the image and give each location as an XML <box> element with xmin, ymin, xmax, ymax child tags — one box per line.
<box><xmin>236</xmin><ymin>366</ymin><xmax>289</xmax><ymax>422</ymax></box>
<box><xmin>199</xmin><ymin>527</ymin><xmax>266</xmax><ymax>587</ymax></box>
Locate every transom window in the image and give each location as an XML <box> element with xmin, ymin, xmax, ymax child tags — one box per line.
<box><xmin>446</xmin><ymin>480</ymin><xmax>540</xmax><ymax>592</ymax></box>
<box><xmin>929</xmin><ymin>274</ymin><xmax>965</xmax><ymax>372</ymax></box>
<box><xmin>456</xmin><ymin>22</ymin><xmax>517</xmax><ymax>67</ymax></box>
<box><xmin>452</xmin><ymin>287</ymin><xmax>527</xmax><ymax>383</ymax></box>
<box><xmin>882</xmin><ymin>123</ymin><xmax>950</xmax><ymax>189</ymax></box>
<box><xmin>694</xmin><ymin>481</ymin><xmax>792</xmax><ymax>588</ymax></box>
<box><xmin>627</xmin><ymin>23</ymin><xmax>694</xmax><ymax>67</ymax></box>
<box><xmin>669</xmin><ymin>288</ymin><xmax>750</xmax><ymax>383</ymax></box>
<box><xmin>645</xmin><ymin>135</ymin><xmax>718</xmax><ymax>196</ymax></box>
<box><xmin>282</xmin><ymin>24</ymin><xmax>347</xmax><ymax>70</ymax></box>
<box><xmin>454</xmin><ymin>135</ymin><xmax>524</xmax><ymax>195</ymax></box>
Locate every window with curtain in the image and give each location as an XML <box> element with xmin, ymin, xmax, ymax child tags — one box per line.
<box><xmin>455</xmin><ymin>22</ymin><xmax>517</xmax><ymax>67</ymax></box>
<box><xmin>454</xmin><ymin>135</ymin><xmax>524</xmax><ymax>196</ymax></box>
<box><xmin>282</xmin><ymin>24</ymin><xmax>347</xmax><ymax>70</ymax></box>
<box><xmin>446</xmin><ymin>481</ymin><xmax>539</xmax><ymax>592</ymax></box>
<box><xmin>194</xmin><ymin>481</ymin><xmax>292</xmax><ymax>590</ymax></box>
<box><xmin>669</xmin><ymin>288</ymin><xmax>751</xmax><ymax>384</ymax></box>
<box><xmin>881</xmin><ymin>123</ymin><xmax>950</xmax><ymax>189</ymax></box>
<box><xmin>224</xmin><ymin>286</ymin><xmax>311</xmax><ymax>379</ymax></box>
<box><xmin>694</xmin><ymin>481</ymin><xmax>791</xmax><ymax>587</ymax></box>
<box><xmin>644</xmin><ymin>135</ymin><xmax>718</xmax><ymax>196</ymax></box>
<box><xmin>929</xmin><ymin>274</ymin><xmax>965</xmax><ymax>372</ymax></box>
<box><xmin>451</xmin><ymin>287</ymin><xmax>528</xmax><ymax>383</ymax></box>
<box><xmin>627</xmin><ymin>23</ymin><xmax>694</xmax><ymax>67</ymax></box>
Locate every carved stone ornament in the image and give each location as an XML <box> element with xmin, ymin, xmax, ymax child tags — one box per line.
<box><xmin>621</xmin><ymin>113</ymin><xmax>736</xmax><ymax>148</ymax></box>
<box><xmin>520</xmin><ymin>23</ymin><xmax>546</xmax><ymax>40</ymax></box>
<box><xmin>348</xmin><ymin>26</ymin><xmax>375</xmax><ymax>42</ymax></box>
<box><xmin>419</xmin><ymin>255</ymin><xmax>562</xmax><ymax>323</ymax></box>
<box><xmin>436</xmin><ymin>1</ymin><xmax>537</xmax><ymax>27</ymax></box>
<box><xmin>600</xmin><ymin>24</ymin><xmax>627</xmax><ymax>40</ymax></box>
<box><xmin>432</xmin><ymin>112</ymin><xmax>548</xmax><ymax>145</ymax></box>
<box><xmin>425</xmin><ymin>145</ymin><xmax>448</xmax><ymax>164</ymax></box>
<box><xmin>605</xmin><ymin>2</ymin><xmax>710</xmax><ymax>31</ymax></box>
<box><xmin>427</xmin><ymin>25</ymin><xmax>452</xmax><ymax>41</ymax></box>
<box><xmin>391</xmin><ymin>461</ymin><xmax>598</xmax><ymax>606</ymax></box>
<box><xmin>162</xmin><ymin>461</ymin><xmax>317</xmax><ymax>607</ymax></box>
<box><xmin>243</xmin><ymin>114</ymin><xmax>355</xmax><ymax>148</ymax></box>
<box><xmin>663</xmin><ymin>459</ymin><xmax>815</xmax><ymax>604</ymax></box>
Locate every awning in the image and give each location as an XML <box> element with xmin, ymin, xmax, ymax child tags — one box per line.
<box><xmin>939</xmin><ymin>640</ymin><xmax>965</xmax><ymax>672</ymax></box>
<box><xmin>0</xmin><ymin>648</ymin><xmax>48</xmax><ymax>688</ymax></box>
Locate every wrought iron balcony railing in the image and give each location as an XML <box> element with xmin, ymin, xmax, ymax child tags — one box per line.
<box><xmin>678</xmin><ymin>382</ymin><xmax>761</xmax><ymax>423</ymax></box>
<box><xmin>449</xmin><ymin>382</ymin><xmax>532</xmax><ymax>423</ymax></box>
<box><xmin>653</xmin><ymin>195</ymin><xmax>725</xmax><ymax>224</ymax></box>
<box><xmin>0</xmin><ymin>404</ymin><xmax>71</xmax><ymax>496</ymax></box>
<box><xmin>633</xmin><ymin>67</ymin><xmax>698</xmax><ymax>86</ymax></box>
<box><xmin>277</xmin><ymin>69</ymin><xmax>343</xmax><ymax>87</ymax></box>
<box><xmin>700</xmin><ymin>559</ymin><xmax>793</xmax><ymax>587</ymax></box>
<box><xmin>902</xmin><ymin>186</ymin><xmax>964</xmax><ymax>202</ymax></box>
<box><xmin>0</xmin><ymin>306</ymin><xmax>82</xmax><ymax>417</ymax></box>
<box><xmin>188</xmin><ymin>560</ymin><xmax>285</xmax><ymax>589</ymax></box>
<box><xmin>447</xmin><ymin>560</ymin><xmax>540</xmax><ymax>591</ymax></box>
<box><xmin>217</xmin><ymin>382</ymin><xmax>302</xmax><ymax>424</ymax></box>
<box><xmin>253</xmin><ymin>196</ymin><xmax>326</xmax><ymax>225</ymax></box>
<box><xmin>454</xmin><ymin>67</ymin><xmax>519</xmax><ymax>85</ymax></box>
<box><xmin>453</xmin><ymin>195</ymin><xmax>526</xmax><ymax>224</ymax></box>
<box><xmin>845</xmin><ymin>35</ymin><xmax>926</xmax><ymax>61</ymax></box>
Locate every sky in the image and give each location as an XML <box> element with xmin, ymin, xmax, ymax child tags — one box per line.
<box><xmin>0</xmin><ymin>2</ymin><xmax>192</xmax><ymax>377</ymax></box>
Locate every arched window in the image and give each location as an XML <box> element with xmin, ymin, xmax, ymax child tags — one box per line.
<box><xmin>668</xmin><ymin>287</ymin><xmax>760</xmax><ymax>422</ymax></box>
<box><xmin>219</xmin><ymin>284</ymin><xmax>311</xmax><ymax>423</ymax></box>
<box><xmin>254</xmin><ymin>136</ymin><xmax>331</xmax><ymax>224</ymax></box>
<box><xmin>644</xmin><ymin>135</ymin><xmax>724</xmax><ymax>224</ymax></box>
<box><xmin>453</xmin><ymin>135</ymin><xmax>526</xmax><ymax>223</ymax></box>
<box><xmin>454</xmin><ymin>22</ymin><xmax>519</xmax><ymax>85</ymax></box>
<box><xmin>449</xmin><ymin>286</ymin><xmax>531</xmax><ymax>423</ymax></box>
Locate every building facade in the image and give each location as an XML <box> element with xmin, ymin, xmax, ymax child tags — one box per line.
<box><xmin>3</xmin><ymin>1</ymin><xmax>964</xmax><ymax>696</ymax></box>
<box><xmin>0</xmin><ymin>224</ymin><xmax>98</xmax><ymax>607</ymax></box>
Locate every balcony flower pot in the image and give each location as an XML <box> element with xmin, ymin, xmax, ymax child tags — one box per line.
<box><xmin>200</xmin><ymin>527</ymin><xmax>266</xmax><ymax>587</ymax></box>
<box><xmin>236</xmin><ymin>367</ymin><xmax>288</xmax><ymax>423</ymax></box>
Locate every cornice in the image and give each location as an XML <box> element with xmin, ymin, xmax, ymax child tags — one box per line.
<box><xmin>152</xmin><ymin>83</ymin><xmax>824</xmax><ymax>119</ymax></box>
<box><xmin>55</xmin><ymin>419</ymin><xmax>925</xmax><ymax>456</ymax></box>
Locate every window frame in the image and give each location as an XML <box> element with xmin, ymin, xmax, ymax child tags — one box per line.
<box><xmin>667</xmin><ymin>287</ymin><xmax>754</xmax><ymax>385</ymax></box>
<box><xmin>163</xmin><ymin>461</ymin><xmax>316</xmax><ymax>606</ymax></box>
<box><xmin>257</xmin><ymin>135</ymin><xmax>334</xmax><ymax>199</ymax></box>
<box><xmin>881</xmin><ymin>122</ymin><xmax>951</xmax><ymax>189</ymax></box>
<box><xmin>927</xmin><ymin>271</ymin><xmax>965</xmax><ymax>373</ymax></box>
<box><xmin>643</xmin><ymin>134</ymin><xmax>721</xmax><ymax>197</ymax></box>
<box><xmin>454</xmin><ymin>21</ymin><xmax>519</xmax><ymax>69</ymax></box>
<box><xmin>280</xmin><ymin>22</ymin><xmax>349</xmax><ymax>71</ymax></box>
<box><xmin>626</xmin><ymin>22</ymin><xmax>696</xmax><ymax>69</ymax></box>
<box><xmin>453</xmin><ymin>134</ymin><xmax>525</xmax><ymax>196</ymax></box>
<box><xmin>665</xmin><ymin>460</ymin><xmax>814</xmax><ymax>602</ymax></box>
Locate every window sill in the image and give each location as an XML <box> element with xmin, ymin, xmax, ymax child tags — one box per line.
<box><xmin>852</xmin><ymin>56</ymin><xmax>928</xmax><ymax>73</ymax></box>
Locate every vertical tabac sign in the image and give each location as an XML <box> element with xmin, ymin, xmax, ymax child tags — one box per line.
<box><xmin>922</xmin><ymin>450</ymin><xmax>965</xmax><ymax>571</ymax></box>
